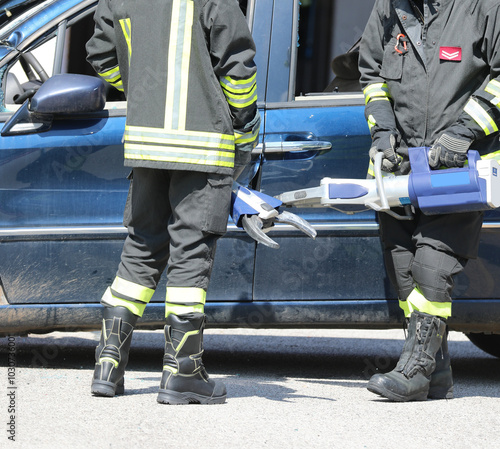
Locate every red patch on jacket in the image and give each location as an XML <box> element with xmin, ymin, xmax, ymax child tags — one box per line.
<box><xmin>439</xmin><ymin>47</ymin><xmax>462</xmax><ymax>61</ymax></box>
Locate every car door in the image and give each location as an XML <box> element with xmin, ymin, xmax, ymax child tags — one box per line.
<box><xmin>251</xmin><ymin>0</ymin><xmax>500</xmax><ymax>329</ymax></box>
<box><xmin>0</xmin><ymin>0</ymin><xmax>255</xmax><ymax>314</ymax></box>
<box><xmin>0</xmin><ymin>1</ymin><xmax>132</xmax><ymax>308</ymax></box>
<box><xmin>251</xmin><ymin>0</ymin><xmax>387</xmax><ymax>314</ymax></box>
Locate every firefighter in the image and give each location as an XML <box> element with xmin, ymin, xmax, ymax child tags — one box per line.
<box><xmin>359</xmin><ymin>0</ymin><xmax>500</xmax><ymax>401</ymax></box>
<box><xmin>86</xmin><ymin>0</ymin><xmax>260</xmax><ymax>405</ymax></box>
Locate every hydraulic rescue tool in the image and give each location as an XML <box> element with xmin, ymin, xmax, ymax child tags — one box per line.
<box><xmin>231</xmin><ymin>182</ymin><xmax>317</xmax><ymax>249</ymax></box>
<box><xmin>276</xmin><ymin>147</ymin><xmax>500</xmax><ymax>218</ymax></box>
<box><xmin>231</xmin><ymin>147</ymin><xmax>500</xmax><ymax>248</ymax></box>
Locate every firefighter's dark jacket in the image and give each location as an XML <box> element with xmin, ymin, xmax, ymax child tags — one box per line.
<box><xmin>86</xmin><ymin>0</ymin><xmax>259</xmax><ymax>175</ymax></box>
<box><xmin>359</xmin><ymin>0</ymin><xmax>500</xmax><ymax>157</ymax></box>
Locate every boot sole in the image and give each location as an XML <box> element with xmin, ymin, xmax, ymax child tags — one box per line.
<box><xmin>369</xmin><ymin>383</ymin><xmax>453</xmax><ymax>400</ymax></box>
<box><xmin>367</xmin><ymin>380</ymin><xmax>428</xmax><ymax>402</ymax></box>
<box><xmin>91</xmin><ymin>379</ymin><xmax>124</xmax><ymax>397</ymax></box>
<box><xmin>157</xmin><ymin>389</ymin><xmax>226</xmax><ymax>405</ymax></box>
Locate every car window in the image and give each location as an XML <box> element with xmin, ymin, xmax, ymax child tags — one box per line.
<box><xmin>2</xmin><ymin>5</ymin><xmax>126</xmax><ymax>110</ymax></box>
<box><xmin>295</xmin><ymin>0</ymin><xmax>373</xmax><ymax>97</ymax></box>
<box><xmin>8</xmin><ymin>34</ymin><xmax>56</xmax><ymax>86</ymax></box>
<box><xmin>3</xmin><ymin>37</ymin><xmax>54</xmax><ymax>108</ymax></box>
<box><xmin>2</xmin><ymin>20</ymin><xmax>72</xmax><ymax>107</ymax></box>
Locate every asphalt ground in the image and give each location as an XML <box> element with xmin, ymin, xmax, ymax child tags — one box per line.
<box><xmin>1</xmin><ymin>328</ymin><xmax>499</xmax><ymax>448</ymax></box>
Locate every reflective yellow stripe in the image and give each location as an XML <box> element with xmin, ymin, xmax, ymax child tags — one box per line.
<box><xmin>98</xmin><ymin>66</ymin><xmax>124</xmax><ymax>92</ymax></box>
<box><xmin>119</xmin><ymin>18</ymin><xmax>132</xmax><ymax>61</ymax></box>
<box><xmin>124</xmin><ymin>143</ymin><xmax>234</xmax><ymax>167</ymax></box>
<box><xmin>112</xmin><ymin>277</ymin><xmax>155</xmax><ymax>303</ymax></box>
<box><xmin>162</xmin><ymin>365</ymin><xmax>178</xmax><ymax>374</ymax></box>
<box><xmin>165</xmin><ymin>303</ymin><xmax>205</xmax><ymax>318</ymax></box>
<box><xmin>166</xmin><ymin>287</ymin><xmax>207</xmax><ymax>304</ymax></box>
<box><xmin>176</xmin><ymin>329</ymin><xmax>199</xmax><ymax>348</ymax></box>
<box><xmin>122</xmin><ymin>1</ymin><xmax>233</xmax><ymax>168</ymax></box>
<box><xmin>220</xmin><ymin>74</ymin><xmax>258</xmax><ymax>108</ymax></box>
<box><xmin>235</xmin><ymin>126</ymin><xmax>260</xmax><ymax>145</ymax></box>
<box><xmin>112</xmin><ymin>81</ymin><xmax>124</xmax><ymax>92</ymax></box>
<box><xmin>464</xmin><ymin>98</ymin><xmax>498</xmax><ymax>135</ymax></box>
<box><xmin>126</xmin><ymin>125</ymin><xmax>234</xmax><ymax>142</ymax></box>
<box><xmin>166</xmin><ymin>329</ymin><xmax>200</xmax><ymax>352</ymax></box>
<box><xmin>221</xmin><ymin>73</ymin><xmax>257</xmax><ymax>92</ymax></box>
<box><xmin>125</xmin><ymin>126</ymin><xmax>234</xmax><ymax>150</ymax></box>
<box><xmin>101</xmin><ymin>287</ymin><xmax>148</xmax><ymax>317</ymax></box>
<box><xmin>99</xmin><ymin>356</ymin><xmax>119</xmax><ymax>368</ymax></box>
<box><xmin>363</xmin><ymin>83</ymin><xmax>391</xmax><ymax>105</ymax></box>
<box><xmin>367</xmin><ymin>114</ymin><xmax>376</xmax><ymax>130</ymax></box>
<box><xmin>227</xmin><ymin>95</ymin><xmax>258</xmax><ymax>109</ymax></box>
<box><xmin>124</xmin><ymin>125</ymin><xmax>235</xmax><ymax>167</ymax></box>
<box><xmin>99</xmin><ymin>66</ymin><xmax>120</xmax><ymax>82</ymax></box>
<box><xmin>224</xmin><ymin>85</ymin><xmax>258</xmax><ymax>108</ymax></box>
<box><xmin>367</xmin><ymin>159</ymin><xmax>375</xmax><ymax>178</ymax></box>
<box><xmin>221</xmin><ymin>82</ymin><xmax>256</xmax><ymax>97</ymax></box>
<box><xmin>402</xmin><ymin>287</ymin><xmax>452</xmax><ymax>319</ymax></box>
<box><xmin>485</xmin><ymin>79</ymin><xmax>500</xmax><ymax>106</ymax></box>
<box><xmin>124</xmin><ymin>149</ymin><xmax>234</xmax><ymax>166</ymax></box>
<box><xmin>482</xmin><ymin>149</ymin><xmax>500</xmax><ymax>161</ymax></box>
<box><xmin>367</xmin><ymin>97</ymin><xmax>390</xmax><ymax>103</ymax></box>
<box><xmin>126</xmin><ymin>136</ymin><xmax>233</xmax><ymax>151</ymax></box>
<box><xmin>165</xmin><ymin>287</ymin><xmax>206</xmax><ymax>317</ymax></box>
<box><xmin>398</xmin><ymin>299</ymin><xmax>412</xmax><ymax>318</ymax></box>
<box><xmin>100</xmin><ymin>277</ymin><xmax>155</xmax><ymax>317</ymax></box>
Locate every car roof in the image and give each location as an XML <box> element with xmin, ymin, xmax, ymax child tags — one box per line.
<box><xmin>0</xmin><ymin>0</ymin><xmax>93</xmax><ymax>44</ymax></box>
<box><xmin>0</xmin><ymin>0</ymin><xmax>44</xmax><ymax>27</ymax></box>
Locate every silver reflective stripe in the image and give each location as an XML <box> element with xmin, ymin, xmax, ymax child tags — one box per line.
<box><xmin>165</xmin><ymin>0</ymin><xmax>194</xmax><ymax>131</ymax></box>
<box><xmin>464</xmin><ymin>98</ymin><xmax>498</xmax><ymax>135</ymax></box>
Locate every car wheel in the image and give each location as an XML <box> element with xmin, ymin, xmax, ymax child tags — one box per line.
<box><xmin>466</xmin><ymin>332</ymin><xmax>500</xmax><ymax>358</ymax></box>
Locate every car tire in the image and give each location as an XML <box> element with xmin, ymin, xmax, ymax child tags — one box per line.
<box><xmin>466</xmin><ymin>332</ymin><xmax>500</xmax><ymax>358</ymax></box>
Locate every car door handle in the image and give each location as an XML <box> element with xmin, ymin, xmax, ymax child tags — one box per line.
<box><xmin>252</xmin><ymin>141</ymin><xmax>332</xmax><ymax>154</ymax></box>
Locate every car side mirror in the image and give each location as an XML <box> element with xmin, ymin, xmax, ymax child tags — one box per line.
<box><xmin>1</xmin><ymin>74</ymin><xmax>107</xmax><ymax>137</ymax></box>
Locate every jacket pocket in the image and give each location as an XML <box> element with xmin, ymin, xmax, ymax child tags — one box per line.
<box><xmin>379</xmin><ymin>37</ymin><xmax>404</xmax><ymax>80</ymax></box>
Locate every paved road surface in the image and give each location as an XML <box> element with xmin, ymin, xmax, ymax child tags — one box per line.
<box><xmin>1</xmin><ymin>328</ymin><xmax>499</xmax><ymax>448</ymax></box>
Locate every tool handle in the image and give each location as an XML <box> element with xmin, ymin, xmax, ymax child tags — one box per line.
<box><xmin>373</xmin><ymin>152</ymin><xmax>390</xmax><ymax>211</ymax></box>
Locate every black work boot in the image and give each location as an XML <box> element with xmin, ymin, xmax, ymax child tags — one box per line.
<box><xmin>384</xmin><ymin>319</ymin><xmax>453</xmax><ymax>399</ymax></box>
<box><xmin>428</xmin><ymin>327</ymin><xmax>453</xmax><ymax>399</ymax></box>
<box><xmin>367</xmin><ymin>311</ymin><xmax>446</xmax><ymax>402</ymax></box>
<box><xmin>91</xmin><ymin>306</ymin><xmax>138</xmax><ymax>397</ymax></box>
<box><xmin>157</xmin><ymin>313</ymin><xmax>226</xmax><ymax>405</ymax></box>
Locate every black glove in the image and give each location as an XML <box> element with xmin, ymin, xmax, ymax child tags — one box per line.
<box><xmin>393</xmin><ymin>146</ymin><xmax>411</xmax><ymax>175</ymax></box>
<box><xmin>369</xmin><ymin>134</ymin><xmax>401</xmax><ymax>173</ymax></box>
<box><xmin>428</xmin><ymin>133</ymin><xmax>471</xmax><ymax>169</ymax></box>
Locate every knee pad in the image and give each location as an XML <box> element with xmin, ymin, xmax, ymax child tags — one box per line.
<box><xmin>384</xmin><ymin>247</ymin><xmax>415</xmax><ymax>300</ymax></box>
<box><xmin>411</xmin><ymin>246</ymin><xmax>465</xmax><ymax>303</ymax></box>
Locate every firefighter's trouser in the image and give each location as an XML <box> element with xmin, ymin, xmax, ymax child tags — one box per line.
<box><xmin>378</xmin><ymin>208</ymin><xmax>484</xmax><ymax>318</ymax></box>
<box><xmin>101</xmin><ymin>167</ymin><xmax>232</xmax><ymax>317</ymax></box>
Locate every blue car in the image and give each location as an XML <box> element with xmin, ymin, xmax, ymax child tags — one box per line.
<box><xmin>1</xmin><ymin>0</ymin><xmax>500</xmax><ymax>358</ymax></box>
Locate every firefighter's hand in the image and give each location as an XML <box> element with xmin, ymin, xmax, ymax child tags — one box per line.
<box><xmin>428</xmin><ymin>134</ymin><xmax>470</xmax><ymax>169</ymax></box>
<box><xmin>369</xmin><ymin>134</ymin><xmax>402</xmax><ymax>173</ymax></box>
<box><xmin>394</xmin><ymin>146</ymin><xmax>411</xmax><ymax>175</ymax></box>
